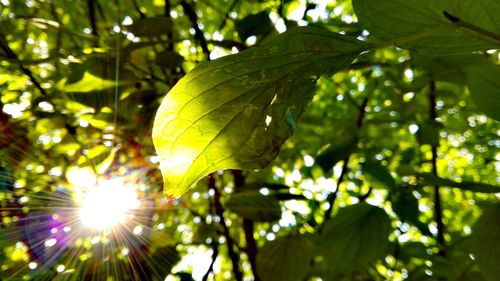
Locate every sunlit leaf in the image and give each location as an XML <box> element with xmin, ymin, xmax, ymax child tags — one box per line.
<box><xmin>152</xmin><ymin>27</ymin><xmax>371</xmax><ymax>197</ymax></box>
<box><xmin>62</xmin><ymin>72</ymin><xmax>117</xmax><ymax>93</ymax></box>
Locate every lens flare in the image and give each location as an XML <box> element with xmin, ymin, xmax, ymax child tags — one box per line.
<box><xmin>79</xmin><ymin>178</ymin><xmax>139</xmax><ymax>229</ymax></box>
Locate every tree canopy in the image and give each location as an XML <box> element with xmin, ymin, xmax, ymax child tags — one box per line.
<box><xmin>0</xmin><ymin>0</ymin><xmax>499</xmax><ymax>281</ymax></box>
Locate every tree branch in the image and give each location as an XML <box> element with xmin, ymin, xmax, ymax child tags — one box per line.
<box><xmin>319</xmin><ymin>97</ymin><xmax>368</xmax><ymax>231</ymax></box>
<box><xmin>429</xmin><ymin>80</ymin><xmax>446</xmax><ymax>256</ymax></box>
<box><xmin>233</xmin><ymin>170</ymin><xmax>261</xmax><ymax>281</ymax></box>
<box><xmin>87</xmin><ymin>0</ymin><xmax>99</xmax><ymax>46</ymax></box>
<box><xmin>180</xmin><ymin>0</ymin><xmax>210</xmax><ymax>59</ymax></box>
<box><xmin>209</xmin><ymin>174</ymin><xmax>243</xmax><ymax>281</ymax></box>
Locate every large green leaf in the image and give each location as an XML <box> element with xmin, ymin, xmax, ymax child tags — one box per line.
<box><xmin>319</xmin><ymin>203</ymin><xmax>392</xmax><ymax>276</ymax></box>
<box><xmin>352</xmin><ymin>0</ymin><xmax>500</xmax><ymax>54</ymax></box>
<box><xmin>152</xmin><ymin>27</ymin><xmax>370</xmax><ymax>197</ymax></box>
<box><xmin>225</xmin><ymin>191</ymin><xmax>281</xmax><ymax>221</ymax></box>
<box><xmin>256</xmin><ymin>234</ymin><xmax>316</xmax><ymax>281</ymax></box>
<box><xmin>467</xmin><ymin>204</ymin><xmax>500</xmax><ymax>281</ymax></box>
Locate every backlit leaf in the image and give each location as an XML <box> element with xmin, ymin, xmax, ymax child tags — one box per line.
<box><xmin>152</xmin><ymin>27</ymin><xmax>371</xmax><ymax>197</ymax></box>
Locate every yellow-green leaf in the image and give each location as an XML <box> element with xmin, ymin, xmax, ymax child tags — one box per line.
<box><xmin>152</xmin><ymin>27</ymin><xmax>370</xmax><ymax>197</ymax></box>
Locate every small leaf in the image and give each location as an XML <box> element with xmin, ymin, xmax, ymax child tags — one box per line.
<box><xmin>148</xmin><ymin>246</ymin><xmax>181</xmax><ymax>279</ymax></box>
<box><xmin>316</xmin><ymin>134</ymin><xmax>358</xmax><ymax>173</ymax></box>
<box><xmin>225</xmin><ymin>191</ymin><xmax>281</xmax><ymax>221</ymax></box>
<box><xmin>235</xmin><ymin>11</ymin><xmax>274</xmax><ymax>41</ymax></box>
<box><xmin>319</xmin><ymin>203</ymin><xmax>392</xmax><ymax>275</ymax></box>
<box><xmin>467</xmin><ymin>204</ymin><xmax>500</xmax><ymax>281</ymax></box>
<box><xmin>0</xmin><ymin>166</ymin><xmax>14</xmax><ymax>191</ymax></box>
<box><xmin>152</xmin><ymin>27</ymin><xmax>371</xmax><ymax>197</ymax></box>
<box><xmin>155</xmin><ymin>51</ymin><xmax>184</xmax><ymax>68</ymax></box>
<box><xmin>417</xmin><ymin>120</ymin><xmax>440</xmax><ymax>146</ymax></box>
<box><xmin>390</xmin><ymin>188</ymin><xmax>431</xmax><ymax>235</ymax></box>
<box><xmin>362</xmin><ymin>160</ymin><xmax>396</xmax><ymax>190</ymax></box>
<box><xmin>256</xmin><ymin>234</ymin><xmax>316</xmax><ymax>281</ymax></box>
<box><xmin>399</xmin><ymin>242</ymin><xmax>430</xmax><ymax>263</ymax></box>
<box><xmin>352</xmin><ymin>0</ymin><xmax>500</xmax><ymax>54</ymax></box>
<box><xmin>418</xmin><ymin>173</ymin><xmax>500</xmax><ymax>193</ymax></box>
<box><xmin>127</xmin><ymin>16</ymin><xmax>173</xmax><ymax>37</ymax></box>
<box><xmin>192</xmin><ymin>223</ymin><xmax>217</xmax><ymax>243</ymax></box>
<box><xmin>465</xmin><ymin>64</ymin><xmax>500</xmax><ymax>121</ymax></box>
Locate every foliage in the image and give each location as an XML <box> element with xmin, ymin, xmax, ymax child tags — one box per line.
<box><xmin>0</xmin><ymin>0</ymin><xmax>499</xmax><ymax>281</ymax></box>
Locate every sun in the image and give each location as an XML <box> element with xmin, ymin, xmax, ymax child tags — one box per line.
<box><xmin>79</xmin><ymin>178</ymin><xmax>140</xmax><ymax>230</ymax></box>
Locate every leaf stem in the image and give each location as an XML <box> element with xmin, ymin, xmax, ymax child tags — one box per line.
<box><xmin>443</xmin><ymin>11</ymin><xmax>500</xmax><ymax>45</ymax></box>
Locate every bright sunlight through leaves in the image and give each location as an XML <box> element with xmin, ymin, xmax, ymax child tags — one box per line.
<box><xmin>79</xmin><ymin>179</ymin><xmax>140</xmax><ymax>229</ymax></box>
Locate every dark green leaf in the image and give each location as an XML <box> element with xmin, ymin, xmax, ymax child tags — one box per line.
<box><xmin>149</xmin><ymin>246</ymin><xmax>181</xmax><ymax>280</ymax></box>
<box><xmin>319</xmin><ymin>203</ymin><xmax>392</xmax><ymax>275</ymax></box>
<box><xmin>465</xmin><ymin>64</ymin><xmax>500</xmax><ymax>121</ymax></box>
<box><xmin>235</xmin><ymin>12</ymin><xmax>274</xmax><ymax>41</ymax></box>
<box><xmin>362</xmin><ymin>160</ymin><xmax>396</xmax><ymax>190</ymax></box>
<box><xmin>127</xmin><ymin>16</ymin><xmax>174</xmax><ymax>37</ymax></box>
<box><xmin>155</xmin><ymin>51</ymin><xmax>184</xmax><ymax>68</ymax></box>
<box><xmin>256</xmin><ymin>235</ymin><xmax>316</xmax><ymax>281</ymax></box>
<box><xmin>352</xmin><ymin>0</ymin><xmax>500</xmax><ymax>54</ymax></box>
<box><xmin>399</xmin><ymin>242</ymin><xmax>429</xmax><ymax>263</ymax></box>
<box><xmin>417</xmin><ymin>120</ymin><xmax>440</xmax><ymax>146</ymax></box>
<box><xmin>0</xmin><ymin>166</ymin><xmax>14</xmax><ymax>191</ymax></box>
<box><xmin>316</xmin><ymin>134</ymin><xmax>357</xmax><ymax>173</ymax></box>
<box><xmin>152</xmin><ymin>27</ymin><xmax>371</xmax><ymax>197</ymax></box>
<box><xmin>467</xmin><ymin>204</ymin><xmax>500</xmax><ymax>281</ymax></box>
<box><xmin>418</xmin><ymin>173</ymin><xmax>500</xmax><ymax>193</ymax></box>
<box><xmin>225</xmin><ymin>191</ymin><xmax>281</xmax><ymax>221</ymax></box>
<box><xmin>192</xmin><ymin>223</ymin><xmax>217</xmax><ymax>243</ymax></box>
<box><xmin>390</xmin><ymin>189</ymin><xmax>431</xmax><ymax>235</ymax></box>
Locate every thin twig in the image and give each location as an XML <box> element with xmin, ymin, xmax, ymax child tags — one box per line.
<box><xmin>319</xmin><ymin>97</ymin><xmax>368</xmax><ymax>231</ymax></box>
<box><xmin>218</xmin><ymin>0</ymin><xmax>239</xmax><ymax>31</ymax></box>
<box><xmin>209</xmin><ymin>174</ymin><xmax>243</xmax><ymax>281</ymax></box>
<box><xmin>0</xmin><ymin>34</ymin><xmax>47</xmax><ymax>96</ymax></box>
